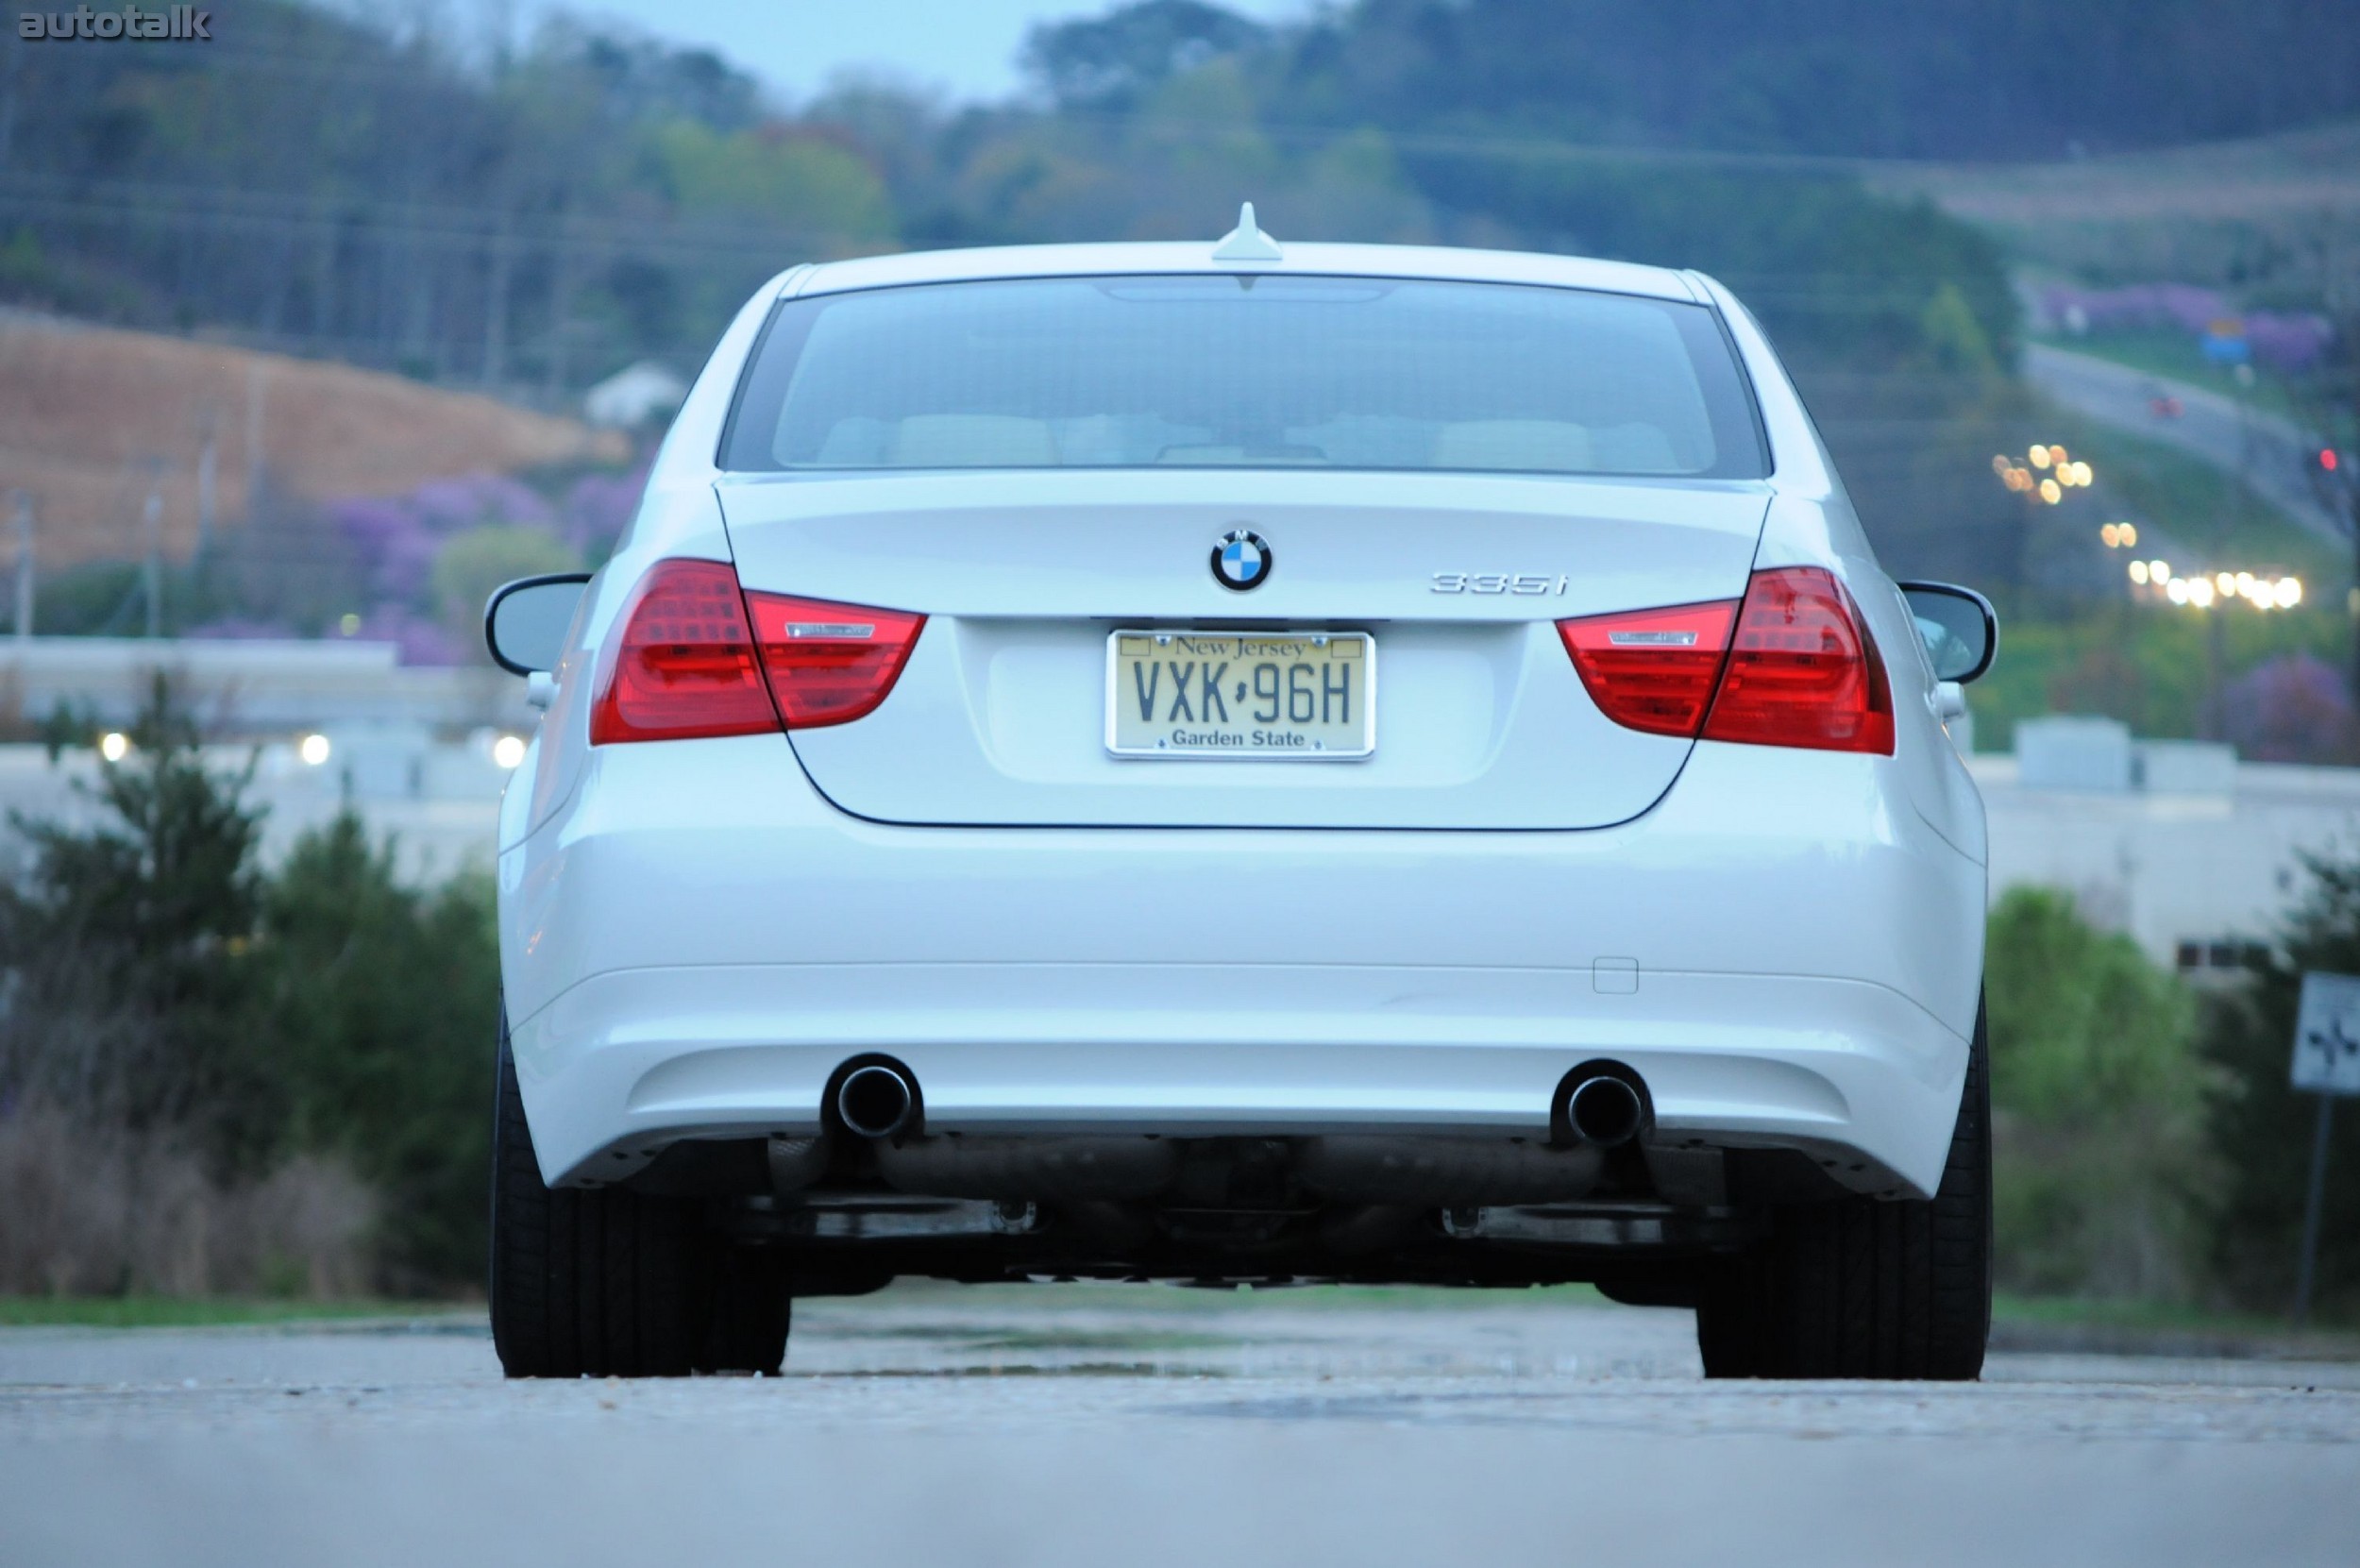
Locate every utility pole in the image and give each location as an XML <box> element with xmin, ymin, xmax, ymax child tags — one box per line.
<box><xmin>142</xmin><ymin>482</ymin><xmax>162</xmax><ymax>639</ymax></box>
<box><xmin>8</xmin><ymin>490</ymin><xmax>29</xmax><ymax>642</ymax></box>
<box><xmin>483</xmin><ymin>205</ymin><xmax>514</xmax><ymax>389</ymax></box>
<box><xmin>194</xmin><ymin>421</ymin><xmax>217</xmax><ymax>568</ymax></box>
<box><xmin>2203</xmin><ymin>602</ymin><xmax>2228</xmax><ymax>740</ymax></box>
<box><xmin>543</xmin><ymin>204</ymin><xmax>577</xmax><ymax>404</ymax></box>
<box><xmin>0</xmin><ymin>32</ymin><xmax>20</xmax><ymax>168</ymax></box>
<box><xmin>244</xmin><ymin>362</ymin><xmax>266</xmax><ymax>524</ymax></box>
<box><xmin>2295</xmin><ymin>1095</ymin><xmax>2336</xmax><ymax>1329</ymax></box>
<box><xmin>2292</xmin><ymin>971</ymin><xmax>2360</xmax><ymax>1328</ymax></box>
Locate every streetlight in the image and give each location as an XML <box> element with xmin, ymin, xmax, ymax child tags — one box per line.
<box><xmin>1993</xmin><ymin>446</ymin><xmax>2094</xmax><ymax>504</ymax></box>
<box><xmin>2140</xmin><ymin>561</ymin><xmax>2301</xmax><ymax>613</ymax></box>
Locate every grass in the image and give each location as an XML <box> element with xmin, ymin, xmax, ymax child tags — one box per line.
<box><xmin>1958</xmin><ymin>382</ymin><xmax>2353</xmax><ymax>752</ymax></box>
<box><xmin>2049</xmin><ymin>408</ymin><xmax>2337</xmax><ymax>580</ymax></box>
<box><xmin>0</xmin><ymin>1295</ymin><xmax>471</xmax><ymax>1329</ymax></box>
<box><xmin>1964</xmin><ymin>601</ymin><xmax>2351</xmax><ymax>753</ymax></box>
<box><xmin>1992</xmin><ymin>1291</ymin><xmax>2360</xmax><ymax>1352</ymax></box>
<box><xmin>1994</xmin><ymin>1292</ymin><xmax>2275</xmax><ymax>1334</ymax></box>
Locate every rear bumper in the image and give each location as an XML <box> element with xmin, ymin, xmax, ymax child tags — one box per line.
<box><xmin>500</xmin><ymin>735</ymin><xmax>1984</xmax><ymax>1196</ymax></box>
<box><xmin>513</xmin><ymin>963</ymin><xmax>1965</xmax><ymax>1194</ymax></box>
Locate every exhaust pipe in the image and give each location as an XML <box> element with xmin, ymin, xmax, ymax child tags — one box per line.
<box><xmin>836</xmin><ymin>1064</ymin><xmax>918</xmax><ymax>1139</ymax></box>
<box><xmin>1566</xmin><ymin>1075</ymin><xmax>1644</xmax><ymax>1148</ymax></box>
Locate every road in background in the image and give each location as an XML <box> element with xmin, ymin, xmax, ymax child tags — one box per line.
<box><xmin>2023</xmin><ymin>343</ymin><xmax>2343</xmax><ymax>547</ymax></box>
<box><xmin>3</xmin><ymin>1286</ymin><xmax>2356</xmax><ymax>1566</ymax></box>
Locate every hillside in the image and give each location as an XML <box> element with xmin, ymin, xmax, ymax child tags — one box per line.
<box><xmin>5</xmin><ymin>0</ymin><xmax>2351</xmax><ymax>599</ymax></box>
<box><xmin>1875</xmin><ymin>119</ymin><xmax>2360</xmax><ymax>286</ymax></box>
<box><xmin>1032</xmin><ymin>0</ymin><xmax>2360</xmax><ymax>160</ymax></box>
<box><xmin>0</xmin><ymin>313</ymin><xmax>623</xmax><ymax>565</ymax></box>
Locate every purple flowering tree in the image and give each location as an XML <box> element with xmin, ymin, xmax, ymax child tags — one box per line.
<box><xmin>2038</xmin><ymin>283</ymin><xmax>2332</xmax><ymax>375</ymax></box>
<box><xmin>2221</xmin><ymin>654</ymin><xmax>2358</xmax><ymax>765</ymax></box>
<box><xmin>187</xmin><ymin>464</ymin><xmax>649</xmax><ymax>665</ymax></box>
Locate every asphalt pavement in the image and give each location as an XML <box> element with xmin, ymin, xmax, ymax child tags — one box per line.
<box><xmin>3</xmin><ymin>1284</ymin><xmax>2357</xmax><ymax>1567</ymax></box>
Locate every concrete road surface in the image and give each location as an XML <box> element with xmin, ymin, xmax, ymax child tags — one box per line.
<box><xmin>2023</xmin><ymin>343</ymin><xmax>2345</xmax><ymax>547</ymax></box>
<box><xmin>3</xmin><ymin>1284</ymin><xmax>2357</xmax><ymax>1567</ymax></box>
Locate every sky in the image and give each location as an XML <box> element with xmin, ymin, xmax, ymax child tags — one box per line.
<box><xmin>534</xmin><ymin>1</ymin><xmax>1314</xmax><ymax>105</ymax></box>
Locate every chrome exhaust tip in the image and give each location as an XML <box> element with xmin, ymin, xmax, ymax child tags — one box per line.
<box><xmin>1566</xmin><ymin>1075</ymin><xmax>1645</xmax><ymax>1148</ymax></box>
<box><xmin>836</xmin><ymin>1064</ymin><xmax>918</xmax><ymax>1139</ymax></box>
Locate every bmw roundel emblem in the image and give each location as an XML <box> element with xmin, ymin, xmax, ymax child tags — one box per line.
<box><xmin>1211</xmin><ymin>528</ymin><xmax>1273</xmax><ymax>591</ymax></box>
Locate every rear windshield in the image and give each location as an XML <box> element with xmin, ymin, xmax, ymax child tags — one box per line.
<box><xmin>720</xmin><ymin>275</ymin><xmax>1766</xmax><ymax>479</ymax></box>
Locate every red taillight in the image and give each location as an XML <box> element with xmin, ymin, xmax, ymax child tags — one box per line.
<box><xmin>744</xmin><ymin>591</ymin><xmax>925</xmax><ymax>728</ymax></box>
<box><xmin>1557</xmin><ymin>599</ymin><xmax>1737</xmax><ymax>737</ymax></box>
<box><xmin>1700</xmin><ymin>566</ymin><xmax>1894</xmax><ymax>754</ymax></box>
<box><xmin>591</xmin><ymin>559</ymin><xmax>775</xmax><ymax>744</ymax></box>
<box><xmin>591</xmin><ymin>560</ymin><xmax>925</xmax><ymax>743</ymax></box>
<box><xmin>1557</xmin><ymin>566</ymin><xmax>1894</xmax><ymax>755</ymax></box>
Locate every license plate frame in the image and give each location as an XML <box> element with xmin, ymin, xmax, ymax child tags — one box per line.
<box><xmin>1104</xmin><ymin>629</ymin><xmax>1377</xmax><ymax>761</ymax></box>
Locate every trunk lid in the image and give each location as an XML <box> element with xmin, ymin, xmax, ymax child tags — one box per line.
<box><xmin>716</xmin><ymin>470</ymin><xmax>1770</xmax><ymax>830</ymax></box>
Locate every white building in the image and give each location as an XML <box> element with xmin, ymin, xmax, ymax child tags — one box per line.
<box><xmin>0</xmin><ymin>636</ymin><xmax>531</xmax><ymax>885</ymax></box>
<box><xmin>1972</xmin><ymin>717</ymin><xmax>2360</xmax><ymax>979</ymax></box>
<box><xmin>0</xmin><ymin>734</ymin><xmax>509</xmax><ymax>887</ymax></box>
<box><xmin>583</xmin><ymin>362</ymin><xmax>687</xmax><ymax>430</ymax></box>
<box><xmin>1</xmin><ymin>635</ymin><xmax>2355</xmax><ymax>953</ymax></box>
<box><xmin>0</xmin><ymin>636</ymin><xmax>529</xmax><ymax>734</ymax></box>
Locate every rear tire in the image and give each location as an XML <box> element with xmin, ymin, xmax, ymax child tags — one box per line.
<box><xmin>490</xmin><ymin>1015</ymin><xmax>789</xmax><ymax>1377</ymax></box>
<box><xmin>1694</xmin><ymin>995</ymin><xmax>1991</xmax><ymax>1380</ymax></box>
<box><xmin>700</xmin><ymin>1247</ymin><xmax>792</xmax><ymax>1375</ymax></box>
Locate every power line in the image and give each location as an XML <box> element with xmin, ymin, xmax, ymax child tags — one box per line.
<box><xmin>0</xmin><ymin>174</ymin><xmax>861</xmax><ymax>267</ymax></box>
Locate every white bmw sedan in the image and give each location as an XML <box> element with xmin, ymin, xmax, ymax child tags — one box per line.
<box><xmin>482</xmin><ymin>211</ymin><xmax>1998</xmax><ymax>1381</ymax></box>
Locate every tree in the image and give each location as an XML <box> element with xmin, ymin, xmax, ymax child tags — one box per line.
<box><xmin>0</xmin><ymin>678</ymin><xmax>274</xmax><ymax>1171</ymax></box>
<box><xmin>430</xmin><ymin>524</ymin><xmax>581</xmax><ymax>658</ymax></box>
<box><xmin>0</xmin><ymin>681</ymin><xmax>505</xmax><ymax>1292</ymax></box>
<box><xmin>1983</xmin><ymin>887</ymin><xmax>2204</xmax><ymax>1297</ymax></box>
<box><xmin>253</xmin><ymin>816</ymin><xmax>500</xmax><ymax>1289</ymax></box>
<box><xmin>1023</xmin><ymin>1</ymin><xmax>1271</xmax><ymax>109</ymax></box>
<box><xmin>651</xmin><ymin>121</ymin><xmax>897</xmax><ymax>240</ymax></box>
<box><xmin>2202</xmin><ymin>852</ymin><xmax>2360</xmax><ymax>1319</ymax></box>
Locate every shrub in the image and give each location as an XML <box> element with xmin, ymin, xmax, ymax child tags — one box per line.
<box><xmin>0</xmin><ymin>682</ymin><xmax>499</xmax><ymax>1297</ymax></box>
<box><xmin>0</xmin><ymin>1105</ymin><xmax>373</xmax><ymax>1298</ymax></box>
<box><xmin>1983</xmin><ymin>886</ymin><xmax>2206</xmax><ymax>1298</ymax></box>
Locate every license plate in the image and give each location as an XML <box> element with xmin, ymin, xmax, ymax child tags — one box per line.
<box><xmin>1105</xmin><ymin>630</ymin><xmax>1375</xmax><ymax>759</ymax></box>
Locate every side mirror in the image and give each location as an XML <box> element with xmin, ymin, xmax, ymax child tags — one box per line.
<box><xmin>1897</xmin><ymin>582</ymin><xmax>1998</xmax><ymax>684</ymax></box>
<box><xmin>485</xmin><ymin>574</ymin><xmax>592</xmax><ymax>676</ymax></box>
